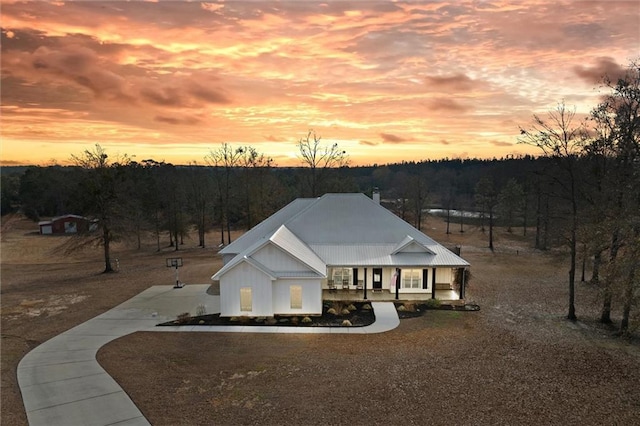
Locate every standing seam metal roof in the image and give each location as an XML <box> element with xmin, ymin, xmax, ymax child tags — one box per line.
<box><xmin>213</xmin><ymin>193</ymin><xmax>469</xmax><ymax>281</ymax></box>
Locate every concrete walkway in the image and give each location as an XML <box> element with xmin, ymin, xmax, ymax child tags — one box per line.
<box><xmin>18</xmin><ymin>285</ymin><xmax>400</xmax><ymax>426</ymax></box>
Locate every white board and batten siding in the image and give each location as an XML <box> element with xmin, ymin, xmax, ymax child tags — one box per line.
<box><xmin>272</xmin><ymin>280</ymin><xmax>322</xmax><ymax>315</ymax></box>
<box><xmin>219</xmin><ymin>262</ymin><xmax>273</xmax><ymax>317</ymax></box>
<box><xmin>435</xmin><ymin>268</ymin><xmax>453</xmax><ymax>284</ymax></box>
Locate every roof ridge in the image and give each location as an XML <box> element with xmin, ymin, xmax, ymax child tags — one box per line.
<box><xmin>269</xmin><ymin>225</ymin><xmax>326</xmax><ymax>276</ymax></box>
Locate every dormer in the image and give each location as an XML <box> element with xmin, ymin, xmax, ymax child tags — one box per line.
<box><xmin>391</xmin><ymin>235</ymin><xmax>435</xmax><ymax>255</ymax></box>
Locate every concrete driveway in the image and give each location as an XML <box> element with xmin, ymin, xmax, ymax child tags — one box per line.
<box><xmin>17</xmin><ymin>285</ymin><xmax>399</xmax><ymax>426</ymax></box>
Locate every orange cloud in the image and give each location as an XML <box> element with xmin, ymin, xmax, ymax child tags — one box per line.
<box><xmin>0</xmin><ymin>1</ymin><xmax>637</xmax><ymax>167</ymax></box>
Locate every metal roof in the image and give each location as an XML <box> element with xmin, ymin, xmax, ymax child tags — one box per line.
<box><xmin>310</xmin><ymin>244</ymin><xmax>469</xmax><ymax>267</ymax></box>
<box><xmin>391</xmin><ymin>235</ymin><xmax>435</xmax><ymax>255</ymax></box>
<box><xmin>219</xmin><ymin>198</ymin><xmax>316</xmax><ymax>255</ymax></box>
<box><xmin>214</xmin><ymin>193</ymin><xmax>469</xmax><ymax>280</ymax></box>
<box><xmin>269</xmin><ymin>225</ymin><xmax>326</xmax><ymax>275</ymax></box>
<box><xmin>212</xmin><ymin>224</ymin><xmax>326</xmax><ymax>280</ymax></box>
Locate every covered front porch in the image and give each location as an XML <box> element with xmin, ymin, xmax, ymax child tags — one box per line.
<box><xmin>322</xmin><ymin>288</ymin><xmax>462</xmax><ymax>304</ymax></box>
<box><xmin>322</xmin><ymin>265</ymin><xmax>466</xmax><ymax>304</ymax></box>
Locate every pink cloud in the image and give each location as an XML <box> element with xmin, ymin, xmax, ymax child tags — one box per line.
<box><xmin>425</xmin><ymin>98</ymin><xmax>471</xmax><ymax>113</ymax></box>
<box><xmin>424</xmin><ymin>73</ymin><xmax>477</xmax><ymax>91</ymax></box>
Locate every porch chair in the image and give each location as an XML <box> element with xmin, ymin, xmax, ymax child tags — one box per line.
<box><xmin>356</xmin><ymin>280</ymin><xmax>364</xmax><ymax>291</ymax></box>
<box><xmin>328</xmin><ymin>279</ymin><xmax>337</xmax><ymax>292</ymax></box>
<box><xmin>342</xmin><ymin>279</ymin><xmax>350</xmax><ymax>290</ymax></box>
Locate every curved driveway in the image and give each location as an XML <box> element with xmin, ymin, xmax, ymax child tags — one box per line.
<box><xmin>17</xmin><ymin>285</ymin><xmax>399</xmax><ymax>426</ymax></box>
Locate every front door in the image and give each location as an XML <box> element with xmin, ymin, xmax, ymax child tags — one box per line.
<box><xmin>372</xmin><ymin>268</ymin><xmax>382</xmax><ymax>290</ymax></box>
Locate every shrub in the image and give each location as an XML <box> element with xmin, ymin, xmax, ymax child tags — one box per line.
<box><xmin>195</xmin><ymin>304</ymin><xmax>207</xmax><ymax>316</ymax></box>
<box><xmin>176</xmin><ymin>312</ymin><xmax>191</xmax><ymax>324</ymax></box>
<box><xmin>424</xmin><ymin>299</ymin><xmax>441</xmax><ymax>308</ymax></box>
<box><xmin>403</xmin><ymin>303</ymin><xmax>416</xmax><ymax>312</ymax></box>
<box><xmin>301</xmin><ymin>316</ymin><xmax>313</xmax><ymax>324</ymax></box>
<box><xmin>341</xmin><ymin>320</ymin><xmax>352</xmax><ymax>327</ymax></box>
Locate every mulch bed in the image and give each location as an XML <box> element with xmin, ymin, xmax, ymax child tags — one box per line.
<box><xmin>394</xmin><ymin>301</ymin><xmax>481</xmax><ymax>319</ymax></box>
<box><xmin>157</xmin><ymin>301</ymin><xmax>376</xmax><ymax>327</ymax></box>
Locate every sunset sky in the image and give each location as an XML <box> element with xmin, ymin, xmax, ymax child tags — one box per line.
<box><xmin>1</xmin><ymin>1</ymin><xmax>639</xmax><ymax>167</ymax></box>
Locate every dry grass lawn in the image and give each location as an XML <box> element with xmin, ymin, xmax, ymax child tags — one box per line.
<box><xmin>2</xmin><ymin>213</ymin><xmax>639</xmax><ymax>425</ymax></box>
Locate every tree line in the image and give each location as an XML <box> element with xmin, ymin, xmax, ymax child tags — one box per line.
<box><xmin>1</xmin><ymin>61</ymin><xmax>638</xmax><ymax>334</ymax></box>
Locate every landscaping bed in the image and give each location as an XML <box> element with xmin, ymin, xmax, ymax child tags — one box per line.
<box><xmin>157</xmin><ymin>301</ymin><xmax>376</xmax><ymax>327</ymax></box>
<box><xmin>394</xmin><ymin>301</ymin><xmax>481</xmax><ymax>319</ymax></box>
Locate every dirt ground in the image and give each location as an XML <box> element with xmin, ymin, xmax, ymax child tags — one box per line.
<box><xmin>2</xmin><ymin>214</ymin><xmax>639</xmax><ymax>425</ymax></box>
<box><xmin>0</xmin><ymin>214</ymin><xmax>232</xmax><ymax>425</ymax></box>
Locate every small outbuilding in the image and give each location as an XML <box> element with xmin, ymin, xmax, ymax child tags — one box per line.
<box><xmin>38</xmin><ymin>214</ymin><xmax>96</xmax><ymax>235</ymax></box>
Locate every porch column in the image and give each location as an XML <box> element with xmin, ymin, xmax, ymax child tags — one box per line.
<box><xmin>395</xmin><ymin>268</ymin><xmax>400</xmax><ymax>300</ymax></box>
<box><xmin>460</xmin><ymin>268</ymin><xmax>466</xmax><ymax>300</ymax></box>
<box><xmin>364</xmin><ymin>268</ymin><xmax>368</xmax><ymax>300</ymax></box>
<box><xmin>432</xmin><ymin>268</ymin><xmax>437</xmax><ymax>299</ymax></box>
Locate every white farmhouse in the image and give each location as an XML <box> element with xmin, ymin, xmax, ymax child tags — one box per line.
<box><xmin>212</xmin><ymin>192</ymin><xmax>470</xmax><ymax>317</ymax></box>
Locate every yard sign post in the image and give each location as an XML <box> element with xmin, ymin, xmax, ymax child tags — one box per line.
<box><xmin>166</xmin><ymin>257</ymin><xmax>184</xmax><ymax>288</ymax></box>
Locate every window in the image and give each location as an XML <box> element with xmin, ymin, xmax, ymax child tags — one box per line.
<box><xmin>332</xmin><ymin>268</ymin><xmax>351</xmax><ymax>283</ymax></box>
<box><xmin>290</xmin><ymin>285</ymin><xmax>302</xmax><ymax>309</ymax></box>
<box><xmin>64</xmin><ymin>221</ymin><xmax>77</xmax><ymax>233</ymax></box>
<box><xmin>402</xmin><ymin>269</ymin><xmax>421</xmax><ymax>289</ymax></box>
<box><xmin>240</xmin><ymin>287</ymin><xmax>252</xmax><ymax>311</ymax></box>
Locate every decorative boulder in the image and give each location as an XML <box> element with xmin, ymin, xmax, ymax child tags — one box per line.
<box><xmin>341</xmin><ymin>308</ymin><xmax>351</xmax><ymax>315</ymax></box>
<box><xmin>326</xmin><ymin>308</ymin><xmax>337</xmax><ymax>315</ymax></box>
<box><xmin>341</xmin><ymin>320</ymin><xmax>352</xmax><ymax>327</ymax></box>
<box><xmin>347</xmin><ymin>304</ymin><xmax>357</xmax><ymax>311</ymax></box>
<box><xmin>362</xmin><ymin>304</ymin><xmax>372</xmax><ymax>310</ymax></box>
<box><xmin>301</xmin><ymin>316</ymin><xmax>313</xmax><ymax>324</ymax></box>
<box><xmin>397</xmin><ymin>305</ymin><xmax>406</xmax><ymax>312</ymax></box>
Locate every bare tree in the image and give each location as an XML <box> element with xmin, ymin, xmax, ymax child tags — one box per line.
<box><xmin>588</xmin><ymin>60</ymin><xmax>640</xmax><ymax>332</ymax></box>
<box><xmin>498</xmin><ymin>178</ymin><xmax>524</xmax><ymax>233</ymax></box>
<box><xmin>297</xmin><ymin>130</ymin><xmax>348</xmax><ymax>197</ymax></box>
<box><xmin>475</xmin><ymin>176</ymin><xmax>498</xmax><ymax>251</ymax></box>
<box><xmin>206</xmin><ymin>143</ymin><xmax>243</xmax><ymax>245</ymax></box>
<box><xmin>410</xmin><ymin>174</ymin><xmax>428</xmax><ymax>230</ymax></box>
<box><xmin>71</xmin><ymin>144</ymin><xmax>129</xmax><ymax>273</ymax></box>
<box><xmin>238</xmin><ymin>146</ymin><xmax>274</xmax><ymax>229</ymax></box>
<box><xmin>185</xmin><ymin>162</ymin><xmax>214</xmax><ymax>248</ymax></box>
<box><xmin>519</xmin><ymin>102</ymin><xmax>587</xmax><ymax>321</ymax></box>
